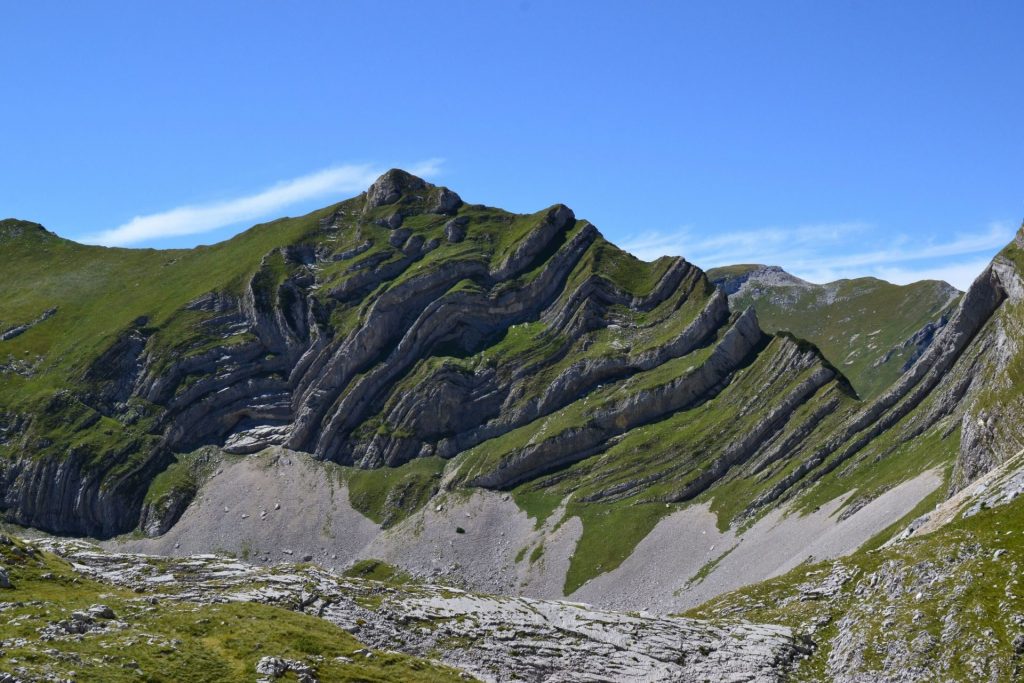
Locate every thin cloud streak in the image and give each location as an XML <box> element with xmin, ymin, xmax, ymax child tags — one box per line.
<box><xmin>622</xmin><ymin>222</ymin><xmax>869</xmax><ymax>265</ymax></box>
<box><xmin>85</xmin><ymin>159</ymin><xmax>444</xmax><ymax>246</ymax></box>
<box><xmin>621</xmin><ymin>221</ymin><xmax>1015</xmax><ymax>291</ymax></box>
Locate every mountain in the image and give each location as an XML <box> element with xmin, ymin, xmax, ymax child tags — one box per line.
<box><xmin>3</xmin><ymin>171</ymin><xmax>1024</xmax><ymax>681</ymax></box>
<box><xmin>707</xmin><ymin>264</ymin><xmax>962</xmax><ymax>399</ymax></box>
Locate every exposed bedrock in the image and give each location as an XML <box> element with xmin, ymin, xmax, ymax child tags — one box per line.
<box><xmin>312</xmin><ymin>216</ymin><xmax>598</xmax><ymax>465</ymax></box>
<box><xmin>347</xmin><ymin>281</ymin><xmax>723</xmax><ymax>469</ymax></box>
<box><xmin>667</xmin><ymin>353</ymin><xmax>836</xmax><ymax>503</ymax></box>
<box><xmin>467</xmin><ymin>307</ymin><xmax>766</xmax><ymax>489</ymax></box>
<box><xmin>139</xmin><ymin>190</ymin><xmax>737</xmax><ymax>498</ymax></box>
<box><xmin>0</xmin><ymin>443</ymin><xmax>169</xmax><ymax>537</ymax></box>
<box><xmin>42</xmin><ymin>538</ymin><xmax>810</xmax><ymax>683</ymax></box>
<box><xmin>951</xmin><ymin>254</ymin><xmax>1024</xmax><ymax>491</ymax></box>
<box><xmin>0</xmin><ymin>305</ymin><xmax>58</xmax><ymax>342</ymax></box>
<box><xmin>284</xmin><ymin>204</ymin><xmax>581</xmax><ymax>458</ymax></box>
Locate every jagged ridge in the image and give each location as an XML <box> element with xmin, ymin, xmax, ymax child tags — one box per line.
<box><xmin>0</xmin><ymin>170</ymin><xmax>845</xmax><ymax>540</ymax></box>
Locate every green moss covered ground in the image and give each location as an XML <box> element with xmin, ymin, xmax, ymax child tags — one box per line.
<box><xmin>708</xmin><ymin>265</ymin><xmax>960</xmax><ymax>399</ymax></box>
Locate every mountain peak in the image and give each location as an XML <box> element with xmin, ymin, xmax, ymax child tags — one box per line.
<box><xmin>365</xmin><ymin>169</ymin><xmax>429</xmax><ymax>208</ymax></box>
<box><xmin>707</xmin><ymin>263</ymin><xmax>811</xmax><ymax>295</ymax></box>
<box><xmin>363</xmin><ymin>168</ymin><xmax>463</xmax><ymax>216</ymax></box>
<box><xmin>0</xmin><ymin>218</ymin><xmax>55</xmax><ymax>243</ymax></box>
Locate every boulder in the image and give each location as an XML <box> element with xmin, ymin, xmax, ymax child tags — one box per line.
<box><xmin>430</xmin><ymin>187</ymin><xmax>463</xmax><ymax>215</ymax></box>
<box><xmin>376</xmin><ymin>212</ymin><xmax>404</xmax><ymax>229</ymax></box>
<box><xmin>445</xmin><ymin>217</ymin><xmax>468</xmax><ymax>243</ymax></box>
<box><xmin>255</xmin><ymin>656</ymin><xmax>288</xmax><ymax>677</ymax></box>
<box><xmin>388</xmin><ymin>228</ymin><xmax>412</xmax><ymax>248</ymax></box>
<box><xmin>88</xmin><ymin>604</ymin><xmax>116</xmax><ymax>619</ymax></box>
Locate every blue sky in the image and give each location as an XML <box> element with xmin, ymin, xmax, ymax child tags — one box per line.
<box><xmin>2</xmin><ymin>2</ymin><xmax>1021</xmax><ymax>290</ymax></box>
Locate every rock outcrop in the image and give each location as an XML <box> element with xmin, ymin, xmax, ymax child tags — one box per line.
<box><xmin>37</xmin><ymin>538</ymin><xmax>810</xmax><ymax>682</ymax></box>
<box><xmin>0</xmin><ymin>306</ymin><xmax>57</xmax><ymax>342</ymax></box>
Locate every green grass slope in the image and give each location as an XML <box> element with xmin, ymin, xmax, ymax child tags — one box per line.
<box><xmin>708</xmin><ymin>264</ymin><xmax>961</xmax><ymax>398</ymax></box>
<box><xmin>0</xmin><ymin>215</ymin><xmax>328</xmax><ymax>405</ymax></box>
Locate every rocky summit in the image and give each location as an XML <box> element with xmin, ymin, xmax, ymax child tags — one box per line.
<box><xmin>2</xmin><ymin>171</ymin><xmax>1024</xmax><ymax>681</ymax></box>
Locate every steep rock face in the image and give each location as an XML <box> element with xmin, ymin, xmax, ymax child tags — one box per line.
<box><xmin>424</xmin><ymin>265</ymin><xmax>729</xmax><ymax>462</ymax></box>
<box><xmin>297</xmin><ymin>207</ymin><xmax>597</xmax><ymax>465</ymax></box>
<box><xmin>435</xmin><ymin>227</ymin><xmax>1024</xmax><ymax>596</ymax></box>
<box><xmin>0</xmin><ymin>437</ymin><xmax>166</xmax><ymax>538</ymax></box>
<box><xmin>950</xmin><ymin>248</ymin><xmax>1024</xmax><ymax>491</ymax></box>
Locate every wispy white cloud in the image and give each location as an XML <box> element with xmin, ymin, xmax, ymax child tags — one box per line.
<box><xmin>620</xmin><ymin>220</ymin><xmax>1015</xmax><ymax>291</ymax></box>
<box><xmin>85</xmin><ymin>159</ymin><xmax>444</xmax><ymax>246</ymax></box>
<box><xmin>622</xmin><ymin>222</ymin><xmax>868</xmax><ymax>266</ymax></box>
